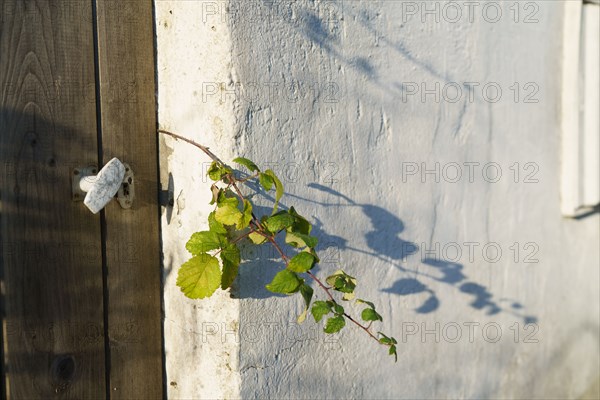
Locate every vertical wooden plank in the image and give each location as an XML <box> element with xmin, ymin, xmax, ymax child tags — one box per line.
<box><xmin>0</xmin><ymin>1</ymin><xmax>105</xmax><ymax>398</ymax></box>
<box><xmin>94</xmin><ymin>1</ymin><xmax>163</xmax><ymax>397</ymax></box>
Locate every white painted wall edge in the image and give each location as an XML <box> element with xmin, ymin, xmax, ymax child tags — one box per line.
<box><xmin>561</xmin><ymin>1</ymin><xmax>600</xmax><ymax>216</ymax></box>
<box><xmin>560</xmin><ymin>0</ymin><xmax>582</xmax><ymax>216</ymax></box>
<box><xmin>154</xmin><ymin>1</ymin><xmax>242</xmax><ymax>398</ymax></box>
<box><xmin>582</xmin><ymin>3</ymin><xmax>600</xmax><ymax>206</ymax></box>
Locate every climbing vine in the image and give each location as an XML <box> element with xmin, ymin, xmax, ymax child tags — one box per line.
<box><xmin>160</xmin><ymin>130</ymin><xmax>398</xmax><ymax>361</ymax></box>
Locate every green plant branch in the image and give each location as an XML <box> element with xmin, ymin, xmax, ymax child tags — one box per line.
<box><xmin>159</xmin><ymin>129</ymin><xmax>398</xmax><ymax>361</ymax></box>
<box><xmin>160</xmin><ymin>129</ymin><xmax>264</xmax><ymax>229</ymax></box>
<box><xmin>265</xmin><ymin>235</ymin><xmax>380</xmax><ymax>343</ymax></box>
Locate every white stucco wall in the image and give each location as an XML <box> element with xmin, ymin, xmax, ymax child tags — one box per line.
<box><xmin>156</xmin><ymin>1</ymin><xmax>241</xmax><ymax>398</ymax></box>
<box><xmin>156</xmin><ymin>1</ymin><xmax>599</xmax><ymax>399</ymax></box>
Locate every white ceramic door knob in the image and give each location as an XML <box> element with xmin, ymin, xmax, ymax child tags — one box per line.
<box><xmin>80</xmin><ymin>158</ymin><xmax>126</xmax><ymax>214</ymax></box>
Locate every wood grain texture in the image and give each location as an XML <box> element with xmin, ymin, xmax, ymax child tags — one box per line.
<box><xmin>0</xmin><ymin>1</ymin><xmax>105</xmax><ymax>398</ymax></box>
<box><xmin>95</xmin><ymin>0</ymin><xmax>163</xmax><ymax>398</ymax></box>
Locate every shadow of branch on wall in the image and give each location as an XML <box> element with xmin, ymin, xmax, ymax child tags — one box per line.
<box><xmin>306</xmin><ymin>183</ymin><xmax>537</xmax><ymax>325</ymax></box>
<box><xmin>257</xmin><ymin>0</ymin><xmax>470</xmax><ymax>137</ymax></box>
<box><xmin>228</xmin><ymin>173</ymin><xmax>536</xmax><ymax>325</ymax></box>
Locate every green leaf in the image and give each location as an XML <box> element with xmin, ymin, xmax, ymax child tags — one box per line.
<box><xmin>216</xmin><ymin>191</ymin><xmax>238</xmax><ymax>207</ymax></box>
<box><xmin>209</xmin><ymin>185</ymin><xmax>221</xmax><ymax>205</ymax></box>
<box><xmin>300</xmin><ymin>284</ymin><xmax>313</xmax><ymax>308</ymax></box>
<box><xmin>326</xmin><ymin>270</ymin><xmax>357</xmax><ymax>294</ymax></box>
<box><xmin>208</xmin><ymin>211</ymin><xmax>228</xmax><ymax>235</ymax></box>
<box><xmin>287</xmin><ymin>252</ymin><xmax>316</xmax><ymax>273</ymax></box>
<box><xmin>259</xmin><ymin>172</ymin><xmax>274</xmax><ymax>191</ymax></box>
<box><xmin>311</xmin><ymin>301</ymin><xmax>332</xmax><ymax>323</ymax></box>
<box><xmin>325</xmin><ymin>271</ymin><xmax>341</xmax><ymax>287</ymax></box>
<box><xmin>249</xmin><ymin>231</ymin><xmax>267</xmax><ymax>244</ymax></box>
<box><xmin>264</xmin><ymin>169</ymin><xmax>284</xmax><ymax>213</ymax></box>
<box><xmin>389</xmin><ymin>344</ymin><xmax>398</xmax><ymax>362</ymax></box>
<box><xmin>324</xmin><ymin>315</ymin><xmax>345</xmax><ymax>334</ymax></box>
<box><xmin>342</xmin><ymin>292</ymin><xmax>355</xmax><ymax>301</ymax></box>
<box><xmin>332</xmin><ymin>302</ymin><xmax>345</xmax><ymax>315</ymax></box>
<box><xmin>221</xmin><ymin>244</ymin><xmax>241</xmax><ymax>289</ymax></box>
<box><xmin>264</xmin><ymin>212</ymin><xmax>295</xmax><ymax>233</ymax></box>
<box><xmin>297</xmin><ymin>309</ymin><xmax>309</xmax><ymax>324</ymax></box>
<box><xmin>297</xmin><ymin>284</ymin><xmax>313</xmax><ymax>323</ymax></box>
<box><xmin>357</xmin><ymin>299</ymin><xmax>383</xmax><ymax>321</ymax></box>
<box><xmin>186</xmin><ymin>231</ymin><xmax>224</xmax><ymax>254</ymax></box>
<box><xmin>215</xmin><ymin>202</ymin><xmax>243</xmax><ymax>226</ymax></box>
<box><xmin>356</xmin><ymin>299</ymin><xmax>376</xmax><ymax>309</ymax></box>
<box><xmin>176</xmin><ymin>254</ymin><xmax>221</xmax><ymax>299</ymax></box>
<box><xmin>237</xmin><ymin>200</ymin><xmax>253</xmax><ymax>229</ymax></box>
<box><xmin>266</xmin><ymin>270</ymin><xmax>302</xmax><ymax>294</ymax></box>
<box><xmin>207</xmin><ymin>162</ymin><xmax>221</xmax><ymax>181</ymax></box>
<box><xmin>378</xmin><ymin>332</ymin><xmax>398</xmax><ymax>345</ymax></box>
<box><xmin>233</xmin><ymin>157</ymin><xmax>259</xmax><ymax>172</ymax></box>
<box><xmin>361</xmin><ymin>308</ymin><xmax>383</xmax><ymax>322</ymax></box>
<box><xmin>305</xmin><ymin>247</ymin><xmax>320</xmax><ymax>263</ymax></box>
<box><xmin>288</xmin><ymin>207</ymin><xmax>312</xmax><ymax>234</ymax></box>
<box><xmin>207</xmin><ymin>161</ymin><xmax>231</xmax><ymax>181</ymax></box>
<box><xmin>285</xmin><ymin>231</ymin><xmax>318</xmax><ymax>249</ymax></box>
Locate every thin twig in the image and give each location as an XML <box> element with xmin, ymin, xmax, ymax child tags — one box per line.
<box><xmin>266</xmin><ymin>236</ymin><xmax>289</xmax><ymax>262</ymax></box>
<box><xmin>238</xmin><ymin>172</ymin><xmax>260</xmax><ymax>183</ymax></box>
<box><xmin>306</xmin><ymin>271</ymin><xmax>336</xmax><ymax>302</ymax></box>
<box><xmin>159</xmin><ymin>129</ymin><xmax>228</xmax><ymax>166</ymax></box>
<box><xmin>159</xmin><ymin>130</ymin><xmax>264</xmax><ymax>228</ymax></box>
<box><xmin>212</xmin><ymin>230</ymin><xmax>253</xmax><ymax>257</ymax></box>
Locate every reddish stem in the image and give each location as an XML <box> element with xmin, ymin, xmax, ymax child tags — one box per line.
<box><xmin>159</xmin><ymin>130</ymin><xmax>227</xmax><ymax>166</ymax></box>
<box><xmin>212</xmin><ymin>230</ymin><xmax>253</xmax><ymax>257</ymax></box>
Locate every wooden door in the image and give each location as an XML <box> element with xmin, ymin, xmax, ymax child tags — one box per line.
<box><xmin>0</xmin><ymin>1</ymin><xmax>163</xmax><ymax>398</ymax></box>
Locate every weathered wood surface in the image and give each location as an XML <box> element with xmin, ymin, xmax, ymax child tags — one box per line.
<box><xmin>1</xmin><ymin>0</ymin><xmax>163</xmax><ymax>398</ymax></box>
<box><xmin>0</xmin><ymin>1</ymin><xmax>105</xmax><ymax>397</ymax></box>
<box><xmin>95</xmin><ymin>0</ymin><xmax>163</xmax><ymax>398</ymax></box>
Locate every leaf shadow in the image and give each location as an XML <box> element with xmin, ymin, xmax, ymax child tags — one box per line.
<box><xmin>304</xmin><ymin>183</ymin><xmax>538</xmax><ymax>324</ymax></box>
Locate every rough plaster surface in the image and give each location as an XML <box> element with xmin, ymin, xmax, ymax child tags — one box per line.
<box><xmin>156</xmin><ymin>1</ymin><xmax>240</xmax><ymax>398</ymax></box>
<box><xmin>157</xmin><ymin>1</ymin><xmax>599</xmax><ymax>399</ymax></box>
